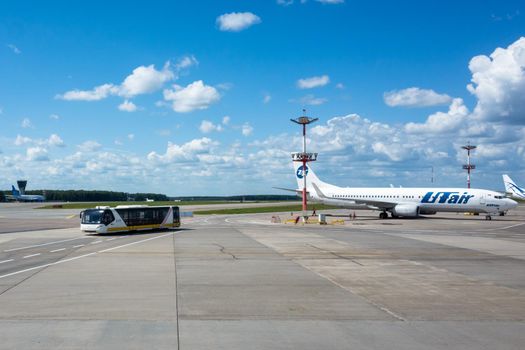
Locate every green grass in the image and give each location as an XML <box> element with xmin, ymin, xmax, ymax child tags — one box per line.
<box><xmin>193</xmin><ymin>204</ymin><xmax>338</xmax><ymax>215</ymax></box>
<box><xmin>36</xmin><ymin>200</ymin><xmax>295</xmax><ymax>210</ymax></box>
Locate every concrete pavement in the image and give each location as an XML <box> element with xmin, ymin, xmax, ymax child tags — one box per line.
<box><xmin>0</xmin><ymin>205</ymin><xmax>524</xmax><ymax>349</ymax></box>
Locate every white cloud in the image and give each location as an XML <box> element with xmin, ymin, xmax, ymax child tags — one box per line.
<box><xmin>127</xmin><ymin>134</ymin><xmax>135</xmax><ymax>140</ymax></box>
<box><xmin>175</xmin><ymin>55</ymin><xmax>198</xmax><ymax>70</ymax></box>
<box><xmin>336</xmin><ymin>83</ymin><xmax>345</xmax><ymax>89</ymax></box>
<box><xmin>297</xmin><ymin>75</ymin><xmax>330</xmax><ymax>89</ymax></box>
<box><xmin>7</xmin><ymin>44</ymin><xmax>21</xmax><ymax>54</ymax></box>
<box><xmin>216</xmin><ymin>82</ymin><xmax>234</xmax><ymax>91</ymax></box>
<box><xmin>57</xmin><ymin>58</ymin><xmax>196</xmax><ymax>102</ymax></box>
<box><xmin>316</xmin><ymin>0</ymin><xmax>344</xmax><ymax>3</ymax></box>
<box><xmin>14</xmin><ymin>135</ymin><xmax>32</xmax><ymax>146</ymax></box>
<box><xmin>491</xmin><ymin>10</ymin><xmax>520</xmax><ymax>22</ymax></box>
<box><xmin>278</xmin><ymin>0</ymin><xmax>343</xmax><ymax>4</ymax></box>
<box><xmin>77</xmin><ymin>140</ymin><xmax>102</xmax><ymax>152</ymax></box>
<box><xmin>216</xmin><ymin>12</ymin><xmax>261</xmax><ymax>32</ymax></box>
<box><xmin>242</xmin><ymin>123</ymin><xmax>254</xmax><ymax>136</ymax></box>
<box><xmin>48</xmin><ymin>134</ymin><xmax>65</xmax><ymax>147</ymax></box>
<box><xmin>163</xmin><ymin>80</ymin><xmax>221</xmax><ymax>113</ymax></box>
<box><xmin>372</xmin><ymin>142</ymin><xmax>407</xmax><ymax>162</ymax></box>
<box><xmin>118</xmin><ymin>100</ymin><xmax>138</xmax><ymax>112</ymax></box>
<box><xmin>199</xmin><ymin>120</ymin><xmax>223</xmax><ymax>133</ymax></box>
<box><xmin>148</xmin><ymin>137</ymin><xmax>218</xmax><ymax>162</ymax></box>
<box><xmin>405</xmin><ymin>98</ymin><xmax>469</xmax><ymax>134</ymax></box>
<box><xmin>49</xmin><ymin>114</ymin><xmax>60</xmax><ymax>120</ymax></box>
<box><xmin>200</xmin><ymin>116</ymin><xmax>232</xmax><ymax>133</ymax></box>
<box><xmin>27</xmin><ymin>147</ymin><xmax>49</xmax><ymax>161</ymax></box>
<box><xmin>296</xmin><ymin>94</ymin><xmax>328</xmax><ymax>105</ymax></box>
<box><xmin>21</xmin><ymin>118</ymin><xmax>33</xmax><ymax>128</ymax></box>
<box><xmin>14</xmin><ymin>134</ymin><xmax>64</xmax><ymax>148</ymax></box>
<box><xmin>475</xmin><ymin>144</ymin><xmax>508</xmax><ymax>159</ymax></box>
<box><xmin>263</xmin><ymin>94</ymin><xmax>272</xmax><ymax>103</ymax></box>
<box><xmin>467</xmin><ymin>37</ymin><xmax>525</xmax><ymax>125</ymax></box>
<box><xmin>119</xmin><ymin>62</ymin><xmax>174</xmax><ymax>98</ymax></box>
<box><xmin>57</xmin><ymin>83</ymin><xmax>118</xmax><ymax>101</ymax></box>
<box><xmin>384</xmin><ymin>87</ymin><xmax>452</xmax><ymax>107</ymax></box>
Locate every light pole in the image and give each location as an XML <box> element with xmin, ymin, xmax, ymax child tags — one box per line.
<box><xmin>291</xmin><ymin>111</ymin><xmax>318</xmax><ymax>221</ymax></box>
<box><xmin>462</xmin><ymin>143</ymin><xmax>477</xmax><ymax>189</ymax></box>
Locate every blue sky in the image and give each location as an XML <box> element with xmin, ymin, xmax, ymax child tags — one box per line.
<box><xmin>1</xmin><ymin>0</ymin><xmax>524</xmax><ymax>195</ymax></box>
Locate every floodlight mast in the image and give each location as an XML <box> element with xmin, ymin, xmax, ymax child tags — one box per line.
<box><xmin>291</xmin><ymin>110</ymin><xmax>318</xmax><ymax>221</ymax></box>
<box><xmin>462</xmin><ymin>143</ymin><xmax>477</xmax><ymax>189</ymax></box>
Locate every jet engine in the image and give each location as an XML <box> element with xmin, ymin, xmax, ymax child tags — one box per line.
<box><xmin>392</xmin><ymin>203</ymin><xmax>420</xmax><ymax>217</ymax></box>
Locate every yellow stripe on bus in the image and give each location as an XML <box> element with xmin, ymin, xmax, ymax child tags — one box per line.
<box><xmin>106</xmin><ymin>222</ymin><xmax>180</xmax><ymax>232</ymax></box>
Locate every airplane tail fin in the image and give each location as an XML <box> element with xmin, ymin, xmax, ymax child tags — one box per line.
<box><xmin>503</xmin><ymin>174</ymin><xmax>525</xmax><ymax>199</ymax></box>
<box><xmin>292</xmin><ymin>160</ymin><xmax>332</xmax><ymax>192</ymax></box>
<box><xmin>11</xmin><ymin>185</ymin><xmax>20</xmax><ymax>197</ymax></box>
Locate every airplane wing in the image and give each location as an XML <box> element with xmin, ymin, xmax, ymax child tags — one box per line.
<box><xmin>311</xmin><ymin>183</ymin><xmax>397</xmax><ymax>209</ymax></box>
<box><xmin>273</xmin><ymin>187</ymin><xmax>307</xmax><ymax>195</ymax></box>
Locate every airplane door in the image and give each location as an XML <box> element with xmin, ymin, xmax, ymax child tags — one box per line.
<box><xmin>480</xmin><ymin>194</ymin><xmax>485</xmax><ymax>205</ymax></box>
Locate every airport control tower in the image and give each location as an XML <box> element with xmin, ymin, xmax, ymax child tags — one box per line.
<box><xmin>17</xmin><ymin>180</ymin><xmax>28</xmax><ymax>195</ymax></box>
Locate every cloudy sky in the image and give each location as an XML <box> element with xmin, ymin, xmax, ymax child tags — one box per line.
<box><xmin>1</xmin><ymin>0</ymin><xmax>524</xmax><ymax>195</ymax></box>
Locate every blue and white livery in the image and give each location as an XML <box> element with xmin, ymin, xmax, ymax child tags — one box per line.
<box><xmin>293</xmin><ymin>160</ymin><xmax>517</xmax><ymax>220</ymax></box>
<box><xmin>7</xmin><ymin>185</ymin><xmax>45</xmax><ymax>202</ymax></box>
<box><xmin>503</xmin><ymin>174</ymin><xmax>525</xmax><ymax>200</ymax></box>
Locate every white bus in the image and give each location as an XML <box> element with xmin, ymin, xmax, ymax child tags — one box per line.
<box><xmin>80</xmin><ymin>205</ymin><xmax>180</xmax><ymax>234</ymax></box>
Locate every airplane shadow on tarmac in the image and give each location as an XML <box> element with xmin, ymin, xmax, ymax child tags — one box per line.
<box><xmin>330</xmin><ymin>213</ymin><xmax>525</xmax><ymax>223</ymax></box>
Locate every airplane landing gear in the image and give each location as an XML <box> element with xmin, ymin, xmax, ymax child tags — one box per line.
<box><xmin>379</xmin><ymin>212</ymin><xmax>388</xmax><ymax>219</ymax></box>
<box><xmin>485</xmin><ymin>215</ymin><xmax>492</xmax><ymax>220</ymax></box>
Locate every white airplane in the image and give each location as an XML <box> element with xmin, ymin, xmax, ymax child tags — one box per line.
<box><xmin>7</xmin><ymin>185</ymin><xmax>45</xmax><ymax>202</ymax></box>
<box><xmin>145</xmin><ymin>198</ymin><xmax>155</xmax><ymax>202</ymax></box>
<box><xmin>292</xmin><ymin>160</ymin><xmax>517</xmax><ymax>220</ymax></box>
<box><xmin>502</xmin><ymin>174</ymin><xmax>525</xmax><ymax>200</ymax></box>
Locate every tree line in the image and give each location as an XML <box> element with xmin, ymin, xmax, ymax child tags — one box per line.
<box><xmin>1</xmin><ymin>190</ymin><xmax>299</xmax><ymax>202</ymax></box>
<box><xmin>1</xmin><ymin>189</ymin><xmax>169</xmax><ymax>202</ymax></box>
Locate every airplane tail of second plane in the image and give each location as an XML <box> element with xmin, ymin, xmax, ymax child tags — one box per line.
<box><xmin>503</xmin><ymin>174</ymin><xmax>525</xmax><ymax>199</ymax></box>
<box><xmin>11</xmin><ymin>185</ymin><xmax>20</xmax><ymax>197</ymax></box>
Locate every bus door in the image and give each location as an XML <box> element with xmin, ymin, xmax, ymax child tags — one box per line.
<box><xmin>173</xmin><ymin>206</ymin><xmax>180</xmax><ymax>225</ymax></box>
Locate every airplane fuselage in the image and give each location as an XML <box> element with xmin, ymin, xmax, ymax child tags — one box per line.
<box><xmin>313</xmin><ymin>186</ymin><xmax>514</xmax><ymax>215</ymax></box>
<box><xmin>292</xmin><ymin>160</ymin><xmax>518</xmax><ymax>219</ymax></box>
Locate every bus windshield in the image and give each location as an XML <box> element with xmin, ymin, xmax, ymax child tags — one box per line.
<box><xmin>81</xmin><ymin>209</ymin><xmax>104</xmax><ymax>224</ymax></box>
